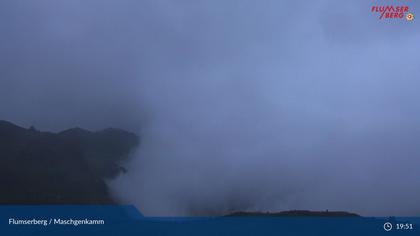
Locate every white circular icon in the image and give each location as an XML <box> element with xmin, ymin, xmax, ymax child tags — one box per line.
<box><xmin>406</xmin><ymin>13</ymin><xmax>414</xmax><ymax>21</ymax></box>
<box><xmin>383</xmin><ymin>222</ymin><xmax>393</xmax><ymax>232</ymax></box>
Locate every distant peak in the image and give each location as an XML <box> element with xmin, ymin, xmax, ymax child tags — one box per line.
<box><xmin>0</xmin><ymin>120</ymin><xmax>19</xmax><ymax>127</ymax></box>
<box><xmin>58</xmin><ymin>127</ymin><xmax>92</xmax><ymax>136</ymax></box>
<box><xmin>0</xmin><ymin>120</ymin><xmax>27</xmax><ymax>131</ymax></box>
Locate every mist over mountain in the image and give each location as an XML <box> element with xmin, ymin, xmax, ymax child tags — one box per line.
<box><xmin>0</xmin><ymin>120</ymin><xmax>138</xmax><ymax>204</ymax></box>
<box><xmin>1</xmin><ymin>1</ymin><xmax>420</xmax><ymax>217</ymax></box>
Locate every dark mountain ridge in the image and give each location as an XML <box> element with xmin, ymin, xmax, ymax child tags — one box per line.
<box><xmin>226</xmin><ymin>210</ymin><xmax>360</xmax><ymax>217</ymax></box>
<box><xmin>0</xmin><ymin>120</ymin><xmax>139</xmax><ymax>204</ymax></box>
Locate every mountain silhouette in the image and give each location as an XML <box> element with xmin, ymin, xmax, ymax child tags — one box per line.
<box><xmin>226</xmin><ymin>210</ymin><xmax>360</xmax><ymax>217</ymax></box>
<box><xmin>0</xmin><ymin>120</ymin><xmax>139</xmax><ymax>204</ymax></box>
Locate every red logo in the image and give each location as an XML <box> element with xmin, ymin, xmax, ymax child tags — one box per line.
<box><xmin>371</xmin><ymin>5</ymin><xmax>414</xmax><ymax>21</ymax></box>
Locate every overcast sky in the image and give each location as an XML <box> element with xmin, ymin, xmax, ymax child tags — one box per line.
<box><xmin>1</xmin><ymin>0</ymin><xmax>420</xmax><ymax>216</ymax></box>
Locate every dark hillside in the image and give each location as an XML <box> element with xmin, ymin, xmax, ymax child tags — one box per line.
<box><xmin>0</xmin><ymin>120</ymin><xmax>139</xmax><ymax>204</ymax></box>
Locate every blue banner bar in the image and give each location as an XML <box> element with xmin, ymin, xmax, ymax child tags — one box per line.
<box><xmin>0</xmin><ymin>206</ymin><xmax>418</xmax><ymax>236</ymax></box>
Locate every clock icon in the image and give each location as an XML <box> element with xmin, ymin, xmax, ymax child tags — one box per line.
<box><xmin>384</xmin><ymin>222</ymin><xmax>393</xmax><ymax>232</ymax></box>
